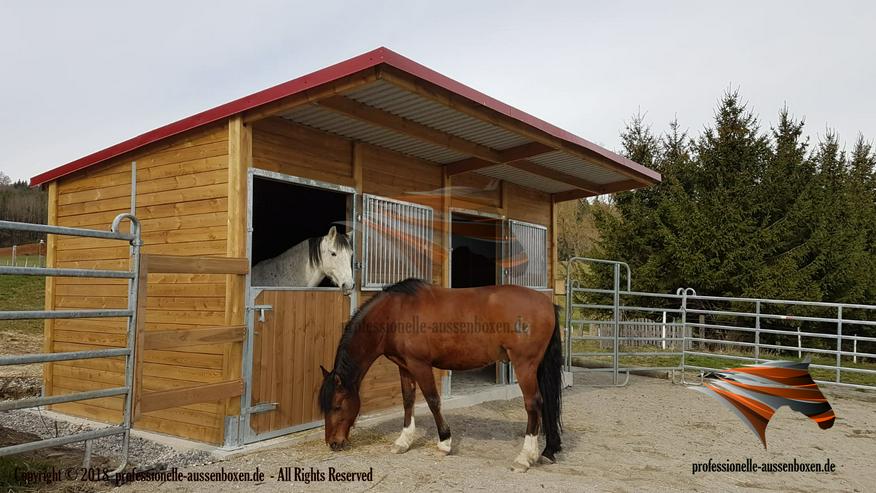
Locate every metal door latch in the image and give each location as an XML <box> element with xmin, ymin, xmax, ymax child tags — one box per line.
<box><xmin>249</xmin><ymin>402</ymin><xmax>278</xmax><ymax>414</ymax></box>
<box><xmin>248</xmin><ymin>304</ymin><xmax>273</xmax><ymax>322</ymax></box>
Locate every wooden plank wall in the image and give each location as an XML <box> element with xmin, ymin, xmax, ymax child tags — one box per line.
<box><xmin>47</xmin><ymin>123</ymin><xmax>231</xmax><ymax>444</ymax></box>
<box><xmin>252</xmin><ymin>117</ymin><xmax>354</xmax><ymax>187</ymax></box>
<box><xmin>250</xmin><ymin>290</ymin><xmax>347</xmax><ymax>433</ymax></box>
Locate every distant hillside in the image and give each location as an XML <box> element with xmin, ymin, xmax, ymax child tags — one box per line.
<box><xmin>0</xmin><ymin>173</ymin><xmax>47</xmax><ymax>247</ymax></box>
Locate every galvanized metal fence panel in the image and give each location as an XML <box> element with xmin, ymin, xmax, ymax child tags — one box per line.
<box><xmin>0</xmin><ymin>213</ymin><xmax>141</xmax><ymax>471</ymax></box>
<box><xmin>507</xmin><ymin>220</ymin><xmax>548</xmax><ymax>289</ymax></box>
<box><xmin>563</xmin><ymin>257</ymin><xmax>876</xmax><ymax>391</ymax></box>
<box><xmin>679</xmin><ymin>292</ymin><xmax>876</xmax><ymax>390</ymax></box>
<box><xmin>361</xmin><ymin>194</ymin><xmax>433</xmax><ymax>289</ymax></box>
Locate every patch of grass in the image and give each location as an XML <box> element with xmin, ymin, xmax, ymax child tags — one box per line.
<box><xmin>0</xmin><ymin>275</ymin><xmax>45</xmax><ymax>335</ymax></box>
<box><xmin>0</xmin><ymin>455</ymin><xmax>55</xmax><ymax>491</ymax></box>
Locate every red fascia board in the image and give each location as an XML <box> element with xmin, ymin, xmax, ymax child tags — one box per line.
<box><xmin>30</xmin><ymin>47</ymin><xmax>660</xmax><ymax>187</ymax></box>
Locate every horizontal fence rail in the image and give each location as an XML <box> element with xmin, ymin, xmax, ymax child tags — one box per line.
<box><xmin>0</xmin><ymin>214</ymin><xmax>142</xmax><ymax>472</ymax></box>
<box><xmin>563</xmin><ymin>258</ymin><xmax>876</xmax><ymax>391</ymax></box>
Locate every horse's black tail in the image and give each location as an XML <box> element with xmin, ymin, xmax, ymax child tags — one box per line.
<box><xmin>537</xmin><ymin>304</ymin><xmax>564</xmax><ymax>462</ymax></box>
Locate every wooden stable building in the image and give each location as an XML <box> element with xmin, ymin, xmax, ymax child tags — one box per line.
<box><xmin>30</xmin><ymin>48</ymin><xmax>660</xmax><ymax>446</ymax></box>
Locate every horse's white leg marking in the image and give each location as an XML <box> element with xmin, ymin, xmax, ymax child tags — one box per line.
<box><xmin>391</xmin><ymin>416</ymin><xmax>415</xmax><ymax>454</ymax></box>
<box><xmin>512</xmin><ymin>434</ymin><xmax>539</xmax><ymax>472</ymax></box>
<box><xmin>437</xmin><ymin>436</ymin><xmax>452</xmax><ymax>454</ymax></box>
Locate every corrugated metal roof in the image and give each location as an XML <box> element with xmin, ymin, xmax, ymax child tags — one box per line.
<box><xmin>282</xmin><ymin>103</ymin><xmax>467</xmax><ymax>163</ymax></box>
<box><xmin>529</xmin><ymin>151</ymin><xmax>627</xmax><ymax>186</ymax></box>
<box><xmin>477</xmin><ymin>165</ymin><xmax>576</xmax><ymax>194</ymax></box>
<box><xmin>345</xmin><ymin>80</ymin><xmax>531</xmax><ymax>151</ymax></box>
<box><xmin>282</xmin><ymin>80</ymin><xmax>634</xmax><ymax>194</ymax></box>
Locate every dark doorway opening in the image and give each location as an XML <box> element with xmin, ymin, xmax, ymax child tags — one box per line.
<box><xmin>450</xmin><ymin>212</ymin><xmax>503</xmax><ymax>391</ymax></box>
<box><xmin>251</xmin><ymin>176</ymin><xmax>349</xmax><ymax>287</ymax></box>
<box><xmin>450</xmin><ymin>213</ymin><xmax>500</xmax><ymax>288</ymax></box>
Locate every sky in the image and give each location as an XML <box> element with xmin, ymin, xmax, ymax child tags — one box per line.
<box><xmin>2</xmin><ymin>1</ymin><xmax>874</xmax><ymax>183</ymax></box>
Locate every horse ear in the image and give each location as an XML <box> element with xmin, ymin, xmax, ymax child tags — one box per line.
<box><xmin>326</xmin><ymin>226</ymin><xmax>337</xmax><ymax>241</ymax></box>
<box><xmin>320</xmin><ymin>365</ymin><xmax>330</xmax><ymax>378</ymax></box>
<box><xmin>333</xmin><ymin>373</ymin><xmax>342</xmax><ymax>387</ymax></box>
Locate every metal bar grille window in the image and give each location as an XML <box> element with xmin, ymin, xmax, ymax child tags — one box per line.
<box><xmin>507</xmin><ymin>220</ymin><xmax>548</xmax><ymax>288</ymax></box>
<box><xmin>361</xmin><ymin>194</ymin><xmax>433</xmax><ymax>289</ymax></box>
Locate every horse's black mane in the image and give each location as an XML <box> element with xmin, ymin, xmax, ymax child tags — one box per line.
<box><xmin>318</xmin><ymin>278</ymin><xmax>428</xmax><ymax>413</ymax></box>
<box><xmin>307</xmin><ymin>228</ymin><xmax>352</xmax><ymax>268</ymax></box>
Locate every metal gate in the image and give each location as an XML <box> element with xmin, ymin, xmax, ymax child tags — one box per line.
<box><xmin>0</xmin><ymin>213</ymin><xmax>141</xmax><ymax>470</ymax></box>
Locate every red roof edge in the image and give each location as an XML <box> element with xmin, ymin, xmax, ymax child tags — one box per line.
<box><xmin>30</xmin><ymin>47</ymin><xmax>660</xmax><ymax>187</ymax></box>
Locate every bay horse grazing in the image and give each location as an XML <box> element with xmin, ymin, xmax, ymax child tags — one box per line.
<box><xmin>319</xmin><ymin>278</ymin><xmax>563</xmax><ymax>472</ymax></box>
<box><xmin>251</xmin><ymin>226</ymin><xmax>354</xmax><ymax>294</ymax></box>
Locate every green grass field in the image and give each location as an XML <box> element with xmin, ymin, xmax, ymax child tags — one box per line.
<box><xmin>0</xmin><ymin>274</ymin><xmax>45</xmax><ymax>335</ymax></box>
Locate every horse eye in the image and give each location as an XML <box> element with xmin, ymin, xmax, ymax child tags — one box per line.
<box><xmin>333</xmin><ymin>405</ymin><xmax>342</xmax><ymax>411</ymax></box>
<box><xmin>331</xmin><ymin>251</ymin><xmax>337</xmax><ymax>256</ymax></box>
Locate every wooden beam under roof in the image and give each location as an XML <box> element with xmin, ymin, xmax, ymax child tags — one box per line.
<box><xmin>317</xmin><ymin>95</ymin><xmax>504</xmax><ymax>163</ymax></box>
<box><xmin>444</xmin><ymin>141</ymin><xmax>555</xmax><ymax>176</ymax></box>
<box><xmin>551</xmin><ymin>179</ymin><xmax>644</xmax><ymax>202</ymax></box>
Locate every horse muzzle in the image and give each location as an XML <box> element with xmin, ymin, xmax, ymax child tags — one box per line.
<box><xmin>329</xmin><ymin>439</ymin><xmax>350</xmax><ymax>451</ymax></box>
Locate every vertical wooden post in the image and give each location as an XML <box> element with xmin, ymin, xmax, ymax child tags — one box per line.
<box><xmin>352</xmin><ymin>141</ymin><xmax>364</xmax><ymax>193</ymax></box>
<box><xmin>550</xmin><ymin>197</ymin><xmax>558</xmax><ymax>295</ymax></box>
<box><xmin>132</xmin><ymin>256</ymin><xmax>150</xmax><ymax>420</ymax></box>
<box><xmin>352</xmin><ymin>141</ymin><xmax>364</xmax><ymax>308</ymax></box>
<box><xmin>42</xmin><ymin>182</ymin><xmax>58</xmax><ymax>399</ymax></box>
<box><xmin>441</xmin><ymin>168</ymin><xmax>451</xmax><ymax>288</ymax></box>
<box><xmin>224</xmin><ymin>116</ymin><xmax>251</xmax><ymax>423</ymax></box>
<box><xmin>498</xmin><ymin>180</ymin><xmax>508</xmax><ymax>216</ymax></box>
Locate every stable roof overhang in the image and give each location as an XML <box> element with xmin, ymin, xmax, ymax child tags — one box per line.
<box><xmin>30</xmin><ymin>47</ymin><xmax>660</xmax><ymax>200</ymax></box>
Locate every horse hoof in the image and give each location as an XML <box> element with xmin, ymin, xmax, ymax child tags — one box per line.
<box><xmin>391</xmin><ymin>444</ymin><xmax>409</xmax><ymax>454</ymax></box>
<box><xmin>539</xmin><ymin>453</ymin><xmax>556</xmax><ymax>465</ymax></box>
<box><xmin>511</xmin><ymin>460</ymin><xmax>530</xmax><ymax>473</ymax></box>
<box><xmin>437</xmin><ymin>437</ymin><xmax>452</xmax><ymax>455</ymax></box>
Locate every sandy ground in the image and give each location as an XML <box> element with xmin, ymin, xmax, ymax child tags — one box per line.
<box><xmin>0</xmin><ymin>327</ymin><xmax>42</xmax><ymax>399</ymax></box>
<box><xmin>113</xmin><ymin>372</ymin><xmax>874</xmax><ymax>493</ymax></box>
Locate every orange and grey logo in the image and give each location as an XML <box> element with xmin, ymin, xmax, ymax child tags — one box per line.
<box><xmin>690</xmin><ymin>360</ymin><xmax>835</xmax><ymax>448</ymax></box>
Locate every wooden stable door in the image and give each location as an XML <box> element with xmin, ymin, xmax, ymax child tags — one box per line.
<box><xmin>249</xmin><ymin>290</ymin><xmax>349</xmax><ymax>435</ymax></box>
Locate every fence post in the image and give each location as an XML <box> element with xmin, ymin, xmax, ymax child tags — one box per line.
<box><xmin>853</xmin><ymin>338</ymin><xmax>858</xmax><ymax>364</ymax></box>
<box><xmin>612</xmin><ymin>263</ymin><xmax>620</xmax><ymax>385</ymax></box>
<box><xmin>680</xmin><ymin>290</ymin><xmax>688</xmax><ymax>370</ymax></box>
<box><xmin>754</xmin><ymin>300</ymin><xmax>761</xmax><ymax>363</ymax></box>
<box><xmin>11</xmin><ymin>245</ymin><xmax>16</xmax><ymax>266</ymax></box>
<box><xmin>797</xmin><ymin>326</ymin><xmax>802</xmax><ymax>359</ymax></box>
<box><xmin>661</xmin><ymin>311</ymin><xmax>667</xmax><ymax>350</ymax></box>
<box><xmin>564</xmin><ymin>272</ymin><xmax>572</xmax><ymax>371</ymax></box>
<box><xmin>836</xmin><ymin>306</ymin><xmax>843</xmax><ymax>383</ymax></box>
